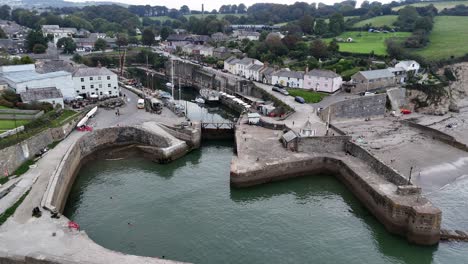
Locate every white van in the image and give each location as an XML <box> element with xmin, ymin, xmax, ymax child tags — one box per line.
<box><xmin>137</xmin><ymin>99</ymin><xmax>145</xmax><ymax>109</ymax></box>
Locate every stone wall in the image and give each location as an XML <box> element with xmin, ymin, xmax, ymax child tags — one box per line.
<box><xmin>344</xmin><ymin>141</ymin><xmax>409</xmax><ymax>186</ymax></box>
<box><xmin>0</xmin><ymin>115</ymin><xmax>81</xmax><ymax>178</ymax></box>
<box><xmin>41</xmin><ymin>125</ymin><xmax>190</xmax><ymax>213</ymax></box>
<box><xmin>319</xmin><ymin>94</ymin><xmax>387</xmax><ymax>122</ymax></box>
<box><xmin>230</xmin><ymin>154</ymin><xmax>441</xmax><ymax>245</ymax></box>
<box><xmin>386</xmin><ymin>88</ymin><xmax>407</xmax><ymax>111</ymax></box>
<box><xmin>298</xmin><ymin>136</ymin><xmax>350</xmax><ymax>153</ymax></box>
<box><xmin>401</xmin><ymin>120</ymin><xmax>468</xmax><ymax>152</ymax></box>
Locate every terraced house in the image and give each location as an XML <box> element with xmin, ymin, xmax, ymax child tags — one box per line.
<box><xmin>271</xmin><ymin>70</ymin><xmax>304</xmax><ymax>88</ymax></box>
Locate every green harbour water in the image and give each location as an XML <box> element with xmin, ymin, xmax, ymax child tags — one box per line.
<box><xmin>63</xmin><ymin>141</ymin><xmax>468</xmax><ymax>264</ymax></box>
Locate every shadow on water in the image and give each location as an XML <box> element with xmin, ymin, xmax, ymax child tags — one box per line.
<box><xmin>230</xmin><ymin>175</ymin><xmax>437</xmax><ymax>264</ymax></box>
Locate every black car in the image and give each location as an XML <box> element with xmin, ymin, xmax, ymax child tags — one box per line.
<box><xmin>295</xmin><ymin>96</ymin><xmax>305</xmax><ymax>104</ymax></box>
<box><xmin>274</xmin><ymin>83</ymin><xmax>284</xmax><ymax>88</ymax></box>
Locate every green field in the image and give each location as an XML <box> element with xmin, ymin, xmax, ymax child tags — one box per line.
<box><xmin>0</xmin><ymin>120</ymin><xmax>29</xmax><ymax>131</ymax></box>
<box><xmin>287</xmin><ymin>89</ymin><xmax>328</xmax><ymax>103</ymax></box>
<box><xmin>0</xmin><ymin>106</ymin><xmax>11</xmax><ymax>109</ymax></box>
<box><xmin>353</xmin><ymin>15</ymin><xmax>398</xmax><ymax>28</ymax></box>
<box><xmin>413</xmin><ymin>16</ymin><xmax>468</xmax><ymax>60</ymax></box>
<box><xmin>147</xmin><ymin>13</ymin><xmax>245</xmax><ymax>22</ymax></box>
<box><xmin>325</xmin><ymin>31</ymin><xmax>411</xmax><ymax>55</ymax></box>
<box><xmin>393</xmin><ymin>1</ymin><xmax>468</xmax><ymax>11</ymax></box>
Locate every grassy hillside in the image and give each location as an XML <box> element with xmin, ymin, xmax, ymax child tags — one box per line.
<box><xmin>413</xmin><ymin>16</ymin><xmax>468</xmax><ymax>60</ymax></box>
<box><xmin>325</xmin><ymin>31</ymin><xmax>410</xmax><ymax>55</ymax></box>
<box><xmin>353</xmin><ymin>15</ymin><xmax>398</xmax><ymax>28</ymax></box>
<box><xmin>393</xmin><ymin>1</ymin><xmax>468</xmax><ymax>11</ymax></box>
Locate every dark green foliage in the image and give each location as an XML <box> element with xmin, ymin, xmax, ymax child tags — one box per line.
<box><xmin>56</xmin><ymin>37</ymin><xmax>76</xmax><ymax>54</ymax></box>
<box><xmin>94</xmin><ymin>38</ymin><xmax>107</xmax><ymax>51</ymax></box>
<box><xmin>142</xmin><ymin>28</ymin><xmax>155</xmax><ymax>46</ymax></box>
<box><xmin>26</xmin><ymin>30</ymin><xmax>47</xmax><ymax>52</ymax></box>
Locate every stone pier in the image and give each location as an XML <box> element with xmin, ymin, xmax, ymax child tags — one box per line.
<box><xmin>231</xmin><ymin>120</ymin><xmax>442</xmax><ymax>245</ymax></box>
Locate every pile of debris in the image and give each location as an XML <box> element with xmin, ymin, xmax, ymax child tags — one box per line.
<box><xmin>99</xmin><ymin>98</ymin><xmax>125</xmax><ymax>110</ymax></box>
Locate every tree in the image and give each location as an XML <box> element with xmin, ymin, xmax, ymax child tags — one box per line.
<box><xmin>328</xmin><ymin>13</ymin><xmax>345</xmax><ymax>36</ymax></box>
<box><xmin>299</xmin><ymin>15</ymin><xmax>315</xmax><ymax>35</ymax></box>
<box><xmin>160</xmin><ymin>27</ymin><xmax>172</xmax><ymax>41</ymax></box>
<box><xmin>116</xmin><ymin>33</ymin><xmax>128</xmax><ymax>48</ymax></box>
<box><xmin>0</xmin><ymin>5</ymin><xmax>10</xmax><ymax>20</ymax></box>
<box><xmin>238</xmin><ymin>3</ymin><xmax>247</xmax><ymax>13</ymax></box>
<box><xmin>314</xmin><ymin>19</ymin><xmax>328</xmax><ymax>36</ymax></box>
<box><xmin>94</xmin><ymin>38</ymin><xmax>107</xmax><ymax>51</ymax></box>
<box><xmin>328</xmin><ymin>39</ymin><xmax>340</xmax><ymax>54</ymax></box>
<box><xmin>33</xmin><ymin>44</ymin><xmax>47</xmax><ymax>54</ymax></box>
<box><xmin>180</xmin><ymin>5</ymin><xmax>190</xmax><ymax>15</ymax></box>
<box><xmin>26</xmin><ymin>30</ymin><xmax>47</xmax><ymax>52</ymax></box>
<box><xmin>142</xmin><ymin>28</ymin><xmax>155</xmax><ymax>46</ymax></box>
<box><xmin>56</xmin><ymin>37</ymin><xmax>76</xmax><ymax>54</ymax></box>
<box><xmin>0</xmin><ymin>27</ymin><xmax>6</xmax><ymax>39</ymax></box>
<box><xmin>309</xmin><ymin>39</ymin><xmax>328</xmax><ymax>59</ymax></box>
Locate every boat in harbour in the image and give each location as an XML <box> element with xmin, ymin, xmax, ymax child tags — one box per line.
<box><xmin>199</xmin><ymin>89</ymin><xmax>220</xmax><ymax>104</ymax></box>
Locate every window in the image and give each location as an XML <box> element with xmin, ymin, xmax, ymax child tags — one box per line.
<box><xmin>90</xmin><ymin>85</ymin><xmax>94</xmax><ymax>89</ymax></box>
<box><xmin>81</xmin><ymin>78</ymin><xmax>84</xmax><ymax>82</ymax></box>
<box><xmin>99</xmin><ymin>84</ymin><xmax>102</xmax><ymax>88</ymax></box>
<box><xmin>100</xmin><ymin>92</ymin><xmax>103</xmax><ymax>95</ymax></box>
<box><xmin>108</xmin><ymin>84</ymin><xmax>111</xmax><ymax>88</ymax></box>
<box><xmin>81</xmin><ymin>86</ymin><xmax>85</xmax><ymax>90</ymax></box>
<box><xmin>90</xmin><ymin>77</ymin><xmax>93</xmax><ymax>81</ymax></box>
<box><xmin>98</xmin><ymin>76</ymin><xmax>101</xmax><ymax>80</ymax></box>
<box><xmin>95</xmin><ymin>88</ymin><xmax>98</xmax><ymax>91</ymax></box>
<box><xmin>76</xmin><ymin>90</ymin><xmax>79</xmax><ymax>93</ymax></box>
<box><xmin>108</xmin><ymin>91</ymin><xmax>112</xmax><ymax>94</ymax></box>
<box><xmin>114</xmin><ymin>87</ymin><xmax>117</xmax><ymax>89</ymax></box>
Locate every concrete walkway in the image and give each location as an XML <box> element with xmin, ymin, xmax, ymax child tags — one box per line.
<box><xmin>0</xmin><ymin>88</ymin><xmax>188</xmax><ymax>263</ymax></box>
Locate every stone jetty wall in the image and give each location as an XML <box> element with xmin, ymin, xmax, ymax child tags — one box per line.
<box><xmin>319</xmin><ymin>94</ymin><xmax>387</xmax><ymax>122</ymax></box>
<box><xmin>41</xmin><ymin>125</ymin><xmax>190</xmax><ymax>213</ymax></box>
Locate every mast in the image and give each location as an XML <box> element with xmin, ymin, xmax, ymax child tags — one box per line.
<box><xmin>171</xmin><ymin>59</ymin><xmax>174</xmax><ymax>99</ymax></box>
<box><xmin>178</xmin><ymin>77</ymin><xmax>181</xmax><ymax>102</ymax></box>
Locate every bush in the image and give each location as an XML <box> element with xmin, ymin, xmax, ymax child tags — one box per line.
<box><xmin>32</xmin><ymin>44</ymin><xmax>47</xmax><ymax>54</ymax></box>
<box><xmin>0</xmin><ymin>98</ymin><xmax>13</xmax><ymax>108</ymax></box>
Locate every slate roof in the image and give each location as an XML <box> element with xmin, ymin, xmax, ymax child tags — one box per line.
<box><xmin>73</xmin><ymin>67</ymin><xmax>115</xmax><ymax>77</ymax></box>
<box><xmin>225</xmin><ymin>57</ymin><xmax>239</xmax><ymax>65</ymax></box>
<box><xmin>35</xmin><ymin>60</ymin><xmax>76</xmax><ymax>74</ymax></box>
<box><xmin>238</xmin><ymin>57</ymin><xmax>256</xmax><ymax>65</ymax></box>
<box><xmin>357</xmin><ymin>69</ymin><xmax>394</xmax><ymax>80</ymax></box>
<box><xmin>282</xmin><ymin>130</ymin><xmax>298</xmax><ymax>142</ymax></box>
<box><xmin>0</xmin><ymin>70</ymin><xmax>70</xmax><ymax>83</ymax></box>
<box><xmin>20</xmin><ymin>87</ymin><xmax>63</xmax><ymax>101</ymax></box>
<box><xmin>260</xmin><ymin>67</ymin><xmax>276</xmax><ymax>76</ymax></box>
<box><xmin>247</xmin><ymin>64</ymin><xmax>264</xmax><ymax>72</ymax></box>
<box><xmin>273</xmin><ymin>70</ymin><xmax>304</xmax><ymax>79</ymax></box>
<box><xmin>306</xmin><ymin>69</ymin><xmax>340</xmax><ymax>78</ymax></box>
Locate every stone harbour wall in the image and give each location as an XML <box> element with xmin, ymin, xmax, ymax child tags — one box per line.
<box><xmin>41</xmin><ymin>125</ymin><xmax>190</xmax><ymax>213</ymax></box>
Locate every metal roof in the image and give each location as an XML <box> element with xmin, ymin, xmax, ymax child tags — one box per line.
<box><xmin>0</xmin><ymin>70</ymin><xmax>71</xmax><ymax>83</ymax></box>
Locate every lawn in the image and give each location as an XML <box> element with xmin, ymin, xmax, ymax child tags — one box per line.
<box><xmin>392</xmin><ymin>1</ymin><xmax>468</xmax><ymax>11</ymax></box>
<box><xmin>51</xmin><ymin>109</ymin><xmax>79</xmax><ymax>127</ymax></box>
<box><xmin>353</xmin><ymin>15</ymin><xmax>398</xmax><ymax>28</ymax></box>
<box><xmin>0</xmin><ymin>119</ymin><xmax>29</xmax><ymax>131</ymax></box>
<box><xmin>325</xmin><ymin>31</ymin><xmax>411</xmax><ymax>55</ymax></box>
<box><xmin>0</xmin><ymin>106</ymin><xmax>11</xmax><ymax>109</ymax></box>
<box><xmin>287</xmin><ymin>89</ymin><xmax>328</xmax><ymax>103</ymax></box>
<box><xmin>413</xmin><ymin>16</ymin><xmax>468</xmax><ymax>60</ymax></box>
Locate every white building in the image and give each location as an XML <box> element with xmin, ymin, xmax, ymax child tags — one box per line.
<box><xmin>395</xmin><ymin>60</ymin><xmax>420</xmax><ymax>73</ymax></box>
<box><xmin>235</xmin><ymin>30</ymin><xmax>260</xmax><ymax>41</ymax></box>
<box><xmin>0</xmin><ymin>64</ymin><xmax>75</xmax><ymax>99</ymax></box>
<box><xmin>245</xmin><ymin>64</ymin><xmax>265</xmax><ymax>81</ymax></box>
<box><xmin>304</xmin><ymin>69</ymin><xmax>342</xmax><ymax>93</ymax></box>
<box><xmin>272</xmin><ymin>70</ymin><xmax>304</xmax><ymax>88</ymax></box>
<box><xmin>20</xmin><ymin>87</ymin><xmax>64</xmax><ymax>108</ymax></box>
<box><xmin>199</xmin><ymin>46</ymin><xmax>214</xmax><ymax>57</ymax></box>
<box><xmin>236</xmin><ymin>57</ymin><xmax>263</xmax><ymax>77</ymax></box>
<box><xmin>42</xmin><ymin>25</ymin><xmax>77</xmax><ymax>45</ymax></box>
<box><xmin>224</xmin><ymin>57</ymin><xmax>240</xmax><ymax>74</ymax></box>
<box><xmin>72</xmin><ymin>67</ymin><xmax>119</xmax><ymax>99</ymax></box>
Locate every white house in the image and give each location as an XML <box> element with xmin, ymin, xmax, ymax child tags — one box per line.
<box><xmin>42</xmin><ymin>25</ymin><xmax>77</xmax><ymax>44</ymax></box>
<box><xmin>271</xmin><ymin>70</ymin><xmax>304</xmax><ymax>88</ymax></box>
<box><xmin>199</xmin><ymin>46</ymin><xmax>214</xmax><ymax>57</ymax></box>
<box><xmin>72</xmin><ymin>67</ymin><xmax>119</xmax><ymax>99</ymax></box>
<box><xmin>245</xmin><ymin>64</ymin><xmax>265</xmax><ymax>81</ymax></box>
<box><xmin>224</xmin><ymin>57</ymin><xmax>239</xmax><ymax>74</ymax></box>
<box><xmin>0</xmin><ymin>64</ymin><xmax>75</xmax><ymax>99</ymax></box>
<box><xmin>19</xmin><ymin>87</ymin><xmax>64</xmax><ymax>108</ymax></box>
<box><xmin>395</xmin><ymin>60</ymin><xmax>420</xmax><ymax>73</ymax></box>
<box><xmin>304</xmin><ymin>69</ymin><xmax>342</xmax><ymax>93</ymax></box>
<box><xmin>236</xmin><ymin>57</ymin><xmax>263</xmax><ymax>77</ymax></box>
<box><xmin>236</xmin><ymin>31</ymin><xmax>260</xmax><ymax>41</ymax></box>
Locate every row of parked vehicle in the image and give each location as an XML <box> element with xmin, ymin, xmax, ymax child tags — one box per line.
<box><xmin>272</xmin><ymin>84</ymin><xmax>306</xmax><ymax>104</ymax></box>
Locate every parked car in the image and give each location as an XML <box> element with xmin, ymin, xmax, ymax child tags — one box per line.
<box><xmin>272</xmin><ymin>86</ymin><xmax>289</xmax><ymax>95</ymax></box>
<box><xmin>274</xmin><ymin>83</ymin><xmax>284</xmax><ymax>88</ymax></box>
<box><xmin>295</xmin><ymin>96</ymin><xmax>305</xmax><ymax>104</ymax></box>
